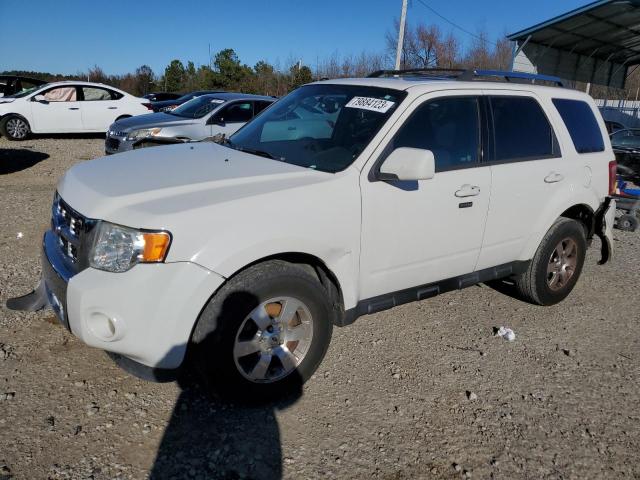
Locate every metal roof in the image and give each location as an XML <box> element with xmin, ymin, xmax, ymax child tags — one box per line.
<box><xmin>508</xmin><ymin>0</ymin><xmax>640</xmax><ymax>88</ymax></box>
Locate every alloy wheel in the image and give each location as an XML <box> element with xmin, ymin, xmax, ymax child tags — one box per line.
<box><xmin>6</xmin><ymin>118</ymin><xmax>28</xmax><ymax>139</ymax></box>
<box><xmin>546</xmin><ymin>237</ymin><xmax>578</xmax><ymax>291</ymax></box>
<box><xmin>233</xmin><ymin>296</ymin><xmax>313</xmax><ymax>383</ymax></box>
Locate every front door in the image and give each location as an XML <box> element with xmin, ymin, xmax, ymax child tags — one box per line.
<box><xmin>208</xmin><ymin>101</ymin><xmax>254</xmax><ymax>136</ymax></box>
<box><xmin>30</xmin><ymin>86</ymin><xmax>83</xmax><ymax>133</ymax></box>
<box><xmin>359</xmin><ymin>93</ymin><xmax>491</xmax><ymax>299</ymax></box>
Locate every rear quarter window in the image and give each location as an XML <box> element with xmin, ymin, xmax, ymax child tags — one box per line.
<box><xmin>552</xmin><ymin>99</ymin><xmax>605</xmax><ymax>154</ymax></box>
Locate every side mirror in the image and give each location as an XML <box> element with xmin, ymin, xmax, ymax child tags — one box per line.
<box><xmin>33</xmin><ymin>94</ymin><xmax>48</xmax><ymax>103</ymax></box>
<box><xmin>377</xmin><ymin>147</ymin><xmax>435</xmax><ymax>181</ymax></box>
<box><xmin>208</xmin><ymin>116</ymin><xmax>224</xmax><ymax>126</ymax></box>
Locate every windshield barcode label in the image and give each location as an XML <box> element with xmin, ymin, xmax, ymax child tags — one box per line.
<box><xmin>345</xmin><ymin>97</ymin><xmax>395</xmax><ymax>113</ymax></box>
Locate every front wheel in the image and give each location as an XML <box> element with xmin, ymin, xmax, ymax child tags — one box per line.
<box><xmin>191</xmin><ymin>260</ymin><xmax>333</xmax><ymax>400</ymax></box>
<box><xmin>515</xmin><ymin>218</ymin><xmax>587</xmax><ymax>306</ymax></box>
<box><xmin>617</xmin><ymin>214</ymin><xmax>639</xmax><ymax>232</ymax></box>
<box><xmin>0</xmin><ymin>115</ymin><xmax>31</xmax><ymax>140</ymax></box>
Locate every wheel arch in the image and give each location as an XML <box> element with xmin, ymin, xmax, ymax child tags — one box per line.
<box><xmin>560</xmin><ymin>203</ymin><xmax>596</xmax><ymax>239</ymax></box>
<box><xmin>224</xmin><ymin>252</ymin><xmax>345</xmax><ymax>324</ymax></box>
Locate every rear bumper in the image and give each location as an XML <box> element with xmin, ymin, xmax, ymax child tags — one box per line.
<box><xmin>595</xmin><ymin>197</ymin><xmax>616</xmax><ymax>264</ymax></box>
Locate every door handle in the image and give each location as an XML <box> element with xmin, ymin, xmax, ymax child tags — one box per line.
<box><xmin>455</xmin><ymin>184</ymin><xmax>481</xmax><ymax>197</ymax></box>
<box><xmin>68</xmin><ymin>107</ymin><xmax>79</xmax><ymax>110</ymax></box>
<box><xmin>108</xmin><ymin>106</ymin><xmax>118</xmax><ymax>109</ymax></box>
<box><xmin>544</xmin><ymin>172</ymin><xmax>564</xmax><ymax>183</ymax></box>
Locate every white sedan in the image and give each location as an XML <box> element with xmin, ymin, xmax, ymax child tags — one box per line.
<box><xmin>0</xmin><ymin>81</ymin><xmax>152</xmax><ymax>140</ymax></box>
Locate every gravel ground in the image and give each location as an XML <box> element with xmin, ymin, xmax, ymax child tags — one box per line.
<box><xmin>1</xmin><ymin>136</ymin><xmax>639</xmax><ymax>480</ymax></box>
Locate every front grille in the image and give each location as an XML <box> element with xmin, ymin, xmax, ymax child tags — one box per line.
<box><xmin>105</xmin><ymin>137</ymin><xmax>120</xmax><ymax>150</ymax></box>
<box><xmin>51</xmin><ymin>193</ymin><xmax>95</xmax><ymax>274</ymax></box>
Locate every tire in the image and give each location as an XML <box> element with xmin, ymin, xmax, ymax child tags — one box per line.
<box><xmin>191</xmin><ymin>260</ymin><xmax>333</xmax><ymax>400</ymax></box>
<box><xmin>515</xmin><ymin>217</ymin><xmax>587</xmax><ymax>306</ymax></box>
<box><xmin>0</xmin><ymin>115</ymin><xmax>31</xmax><ymax>140</ymax></box>
<box><xmin>617</xmin><ymin>214</ymin><xmax>639</xmax><ymax>232</ymax></box>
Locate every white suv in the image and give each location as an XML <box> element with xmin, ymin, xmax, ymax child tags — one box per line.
<box><xmin>8</xmin><ymin>70</ymin><xmax>617</xmax><ymax>398</ymax></box>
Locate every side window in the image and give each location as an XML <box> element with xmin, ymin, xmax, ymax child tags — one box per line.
<box><xmin>43</xmin><ymin>86</ymin><xmax>77</xmax><ymax>102</ymax></box>
<box><xmin>392</xmin><ymin>97</ymin><xmax>480</xmax><ymax>172</ymax></box>
<box><xmin>490</xmin><ymin>96</ymin><xmax>558</xmax><ymax>161</ymax></box>
<box><xmin>82</xmin><ymin>87</ymin><xmax>120</xmax><ymax>101</ymax></box>
<box><xmin>254</xmin><ymin>101</ymin><xmax>272</xmax><ymax>115</ymax></box>
<box><xmin>221</xmin><ymin>102</ymin><xmax>253</xmax><ymax>123</ymax></box>
<box><xmin>552</xmin><ymin>99</ymin><xmax>605</xmax><ymax>154</ymax></box>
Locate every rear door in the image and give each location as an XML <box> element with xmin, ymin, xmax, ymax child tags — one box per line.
<box><xmin>79</xmin><ymin>86</ymin><xmax>124</xmax><ymax>131</ymax></box>
<box><xmin>30</xmin><ymin>85</ymin><xmax>83</xmax><ymax>132</ymax></box>
<box><xmin>475</xmin><ymin>92</ymin><xmax>565</xmax><ymax>270</ymax></box>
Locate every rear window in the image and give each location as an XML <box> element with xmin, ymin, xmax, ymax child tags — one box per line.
<box><xmin>490</xmin><ymin>96</ymin><xmax>559</xmax><ymax>161</ymax></box>
<box><xmin>552</xmin><ymin>99</ymin><xmax>605</xmax><ymax>154</ymax></box>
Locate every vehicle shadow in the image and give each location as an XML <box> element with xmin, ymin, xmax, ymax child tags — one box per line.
<box><xmin>148</xmin><ymin>291</ymin><xmax>303</xmax><ymax>480</ymax></box>
<box><xmin>483</xmin><ymin>278</ymin><xmax>522</xmax><ymax>301</ymax></box>
<box><xmin>0</xmin><ymin>148</ymin><xmax>49</xmax><ymax>174</ymax></box>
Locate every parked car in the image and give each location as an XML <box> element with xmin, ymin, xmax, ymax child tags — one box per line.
<box><xmin>8</xmin><ymin>70</ymin><xmax>616</xmax><ymax>399</ymax></box>
<box><xmin>105</xmin><ymin>93</ymin><xmax>275</xmax><ymax>154</ymax></box>
<box><xmin>151</xmin><ymin>90</ymin><xmax>224</xmax><ymax>112</ymax></box>
<box><xmin>0</xmin><ymin>75</ymin><xmax>46</xmax><ymax>97</ymax></box>
<box><xmin>0</xmin><ymin>81</ymin><xmax>152</xmax><ymax>140</ymax></box>
<box><xmin>143</xmin><ymin>92</ymin><xmax>182</xmax><ymax>102</ymax></box>
<box><xmin>605</xmin><ymin>120</ymin><xmax>626</xmax><ymax>134</ymax></box>
<box><xmin>610</xmin><ymin>128</ymin><xmax>640</xmax><ymax>181</ymax></box>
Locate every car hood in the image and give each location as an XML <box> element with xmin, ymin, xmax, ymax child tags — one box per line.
<box><xmin>0</xmin><ymin>98</ymin><xmax>15</xmax><ymax>105</ymax></box>
<box><xmin>111</xmin><ymin>112</ymin><xmax>197</xmax><ymax>131</ymax></box>
<box><xmin>57</xmin><ymin>142</ymin><xmax>332</xmax><ymax>228</ymax></box>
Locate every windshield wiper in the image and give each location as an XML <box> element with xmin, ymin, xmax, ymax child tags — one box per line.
<box><xmin>221</xmin><ymin>139</ymin><xmax>281</xmax><ymax>160</ymax></box>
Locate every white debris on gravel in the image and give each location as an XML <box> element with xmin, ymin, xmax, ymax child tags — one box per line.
<box><xmin>495</xmin><ymin>326</ymin><xmax>516</xmax><ymax>341</ymax></box>
<box><xmin>16</xmin><ymin>232</ymin><xmax>23</xmax><ymax>239</ymax></box>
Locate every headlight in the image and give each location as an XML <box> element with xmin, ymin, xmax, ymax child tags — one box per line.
<box><xmin>126</xmin><ymin>128</ymin><xmax>162</xmax><ymax>141</ymax></box>
<box><xmin>90</xmin><ymin>222</ymin><xmax>171</xmax><ymax>273</ymax></box>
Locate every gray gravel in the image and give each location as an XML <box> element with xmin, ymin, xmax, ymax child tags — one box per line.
<box><xmin>1</xmin><ymin>136</ymin><xmax>640</xmax><ymax>479</ymax></box>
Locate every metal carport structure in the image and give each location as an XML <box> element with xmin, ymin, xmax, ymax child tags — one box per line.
<box><xmin>508</xmin><ymin>0</ymin><xmax>640</xmax><ymax>89</ymax></box>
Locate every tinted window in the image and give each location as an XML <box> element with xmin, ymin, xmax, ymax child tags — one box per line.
<box><xmin>254</xmin><ymin>100</ymin><xmax>273</xmax><ymax>115</ymax></box>
<box><xmin>392</xmin><ymin>97</ymin><xmax>480</xmax><ymax>172</ymax></box>
<box><xmin>491</xmin><ymin>96</ymin><xmax>557</xmax><ymax>161</ymax></box>
<box><xmin>222</xmin><ymin>102</ymin><xmax>253</xmax><ymax>123</ymax></box>
<box><xmin>552</xmin><ymin>99</ymin><xmax>605</xmax><ymax>153</ymax></box>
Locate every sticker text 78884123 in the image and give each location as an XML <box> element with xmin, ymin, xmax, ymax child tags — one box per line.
<box><xmin>345</xmin><ymin>96</ymin><xmax>395</xmax><ymax>113</ymax></box>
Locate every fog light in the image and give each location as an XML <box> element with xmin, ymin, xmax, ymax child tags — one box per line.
<box><xmin>87</xmin><ymin>312</ymin><xmax>123</xmax><ymax>342</ymax></box>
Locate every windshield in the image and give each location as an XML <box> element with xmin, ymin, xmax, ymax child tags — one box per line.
<box><xmin>611</xmin><ymin>129</ymin><xmax>640</xmax><ymax>149</ymax></box>
<box><xmin>4</xmin><ymin>85</ymin><xmax>45</xmax><ymax>99</ymax></box>
<box><xmin>228</xmin><ymin>84</ymin><xmax>406</xmax><ymax>173</ymax></box>
<box><xmin>169</xmin><ymin>95</ymin><xmax>225</xmax><ymax>119</ymax></box>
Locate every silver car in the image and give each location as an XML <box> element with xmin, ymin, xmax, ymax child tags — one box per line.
<box><xmin>105</xmin><ymin>92</ymin><xmax>275</xmax><ymax>154</ymax></box>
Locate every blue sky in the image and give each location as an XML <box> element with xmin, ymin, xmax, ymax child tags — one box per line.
<box><xmin>0</xmin><ymin>0</ymin><xmax>588</xmax><ymax>75</ymax></box>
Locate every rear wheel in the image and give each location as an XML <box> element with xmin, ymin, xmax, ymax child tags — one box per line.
<box><xmin>515</xmin><ymin>218</ymin><xmax>587</xmax><ymax>305</ymax></box>
<box><xmin>617</xmin><ymin>214</ymin><xmax>638</xmax><ymax>232</ymax></box>
<box><xmin>0</xmin><ymin>115</ymin><xmax>30</xmax><ymax>140</ymax></box>
<box><xmin>191</xmin><ymin>260</ymin><xmax>333</xmax><ymax>400</ymax></box>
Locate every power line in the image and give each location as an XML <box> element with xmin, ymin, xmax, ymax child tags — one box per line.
<box><xmin>413</xmin><ymin>0</ymin><xmax>500</xmax><ymax>47</ymax></box>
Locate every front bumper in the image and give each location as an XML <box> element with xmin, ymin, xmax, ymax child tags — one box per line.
<box><xmin>9</xmin><ymin>230</ymin><xmax>226</xmax><ymax>371</ymax></box>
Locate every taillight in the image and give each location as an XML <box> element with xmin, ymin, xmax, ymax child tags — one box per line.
<box><xmin>608</xmin><ymin>160</ymin><xmax>617</xmax><ymax>195</ymax></box>
<box><xmin>142</xmin><ymin>103</ymin><xmax>153</xmax><ymax>110</ymax></box>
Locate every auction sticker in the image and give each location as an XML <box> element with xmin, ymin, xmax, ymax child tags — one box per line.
<box><xmin>345</xmin><ymin>97</ymin><xmax>395</xmax><ymax>113</ymax></box>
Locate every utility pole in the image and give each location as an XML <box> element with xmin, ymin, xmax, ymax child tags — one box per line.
<box><xmin>395</xmin><ymin>0</ymin><xmax>408</xmax><ymax>70</ymax></box>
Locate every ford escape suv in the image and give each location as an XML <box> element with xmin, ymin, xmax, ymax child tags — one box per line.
<box><xmin>8</xmin><ymin>69</ymin><xmax>616</xmax><ymax>398</ymax></box>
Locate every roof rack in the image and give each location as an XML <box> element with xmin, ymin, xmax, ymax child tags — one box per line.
<box><xmin>368</xmin><ymin>68</ymin><xmax>565</xmax><ymax>87</ymax></box>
